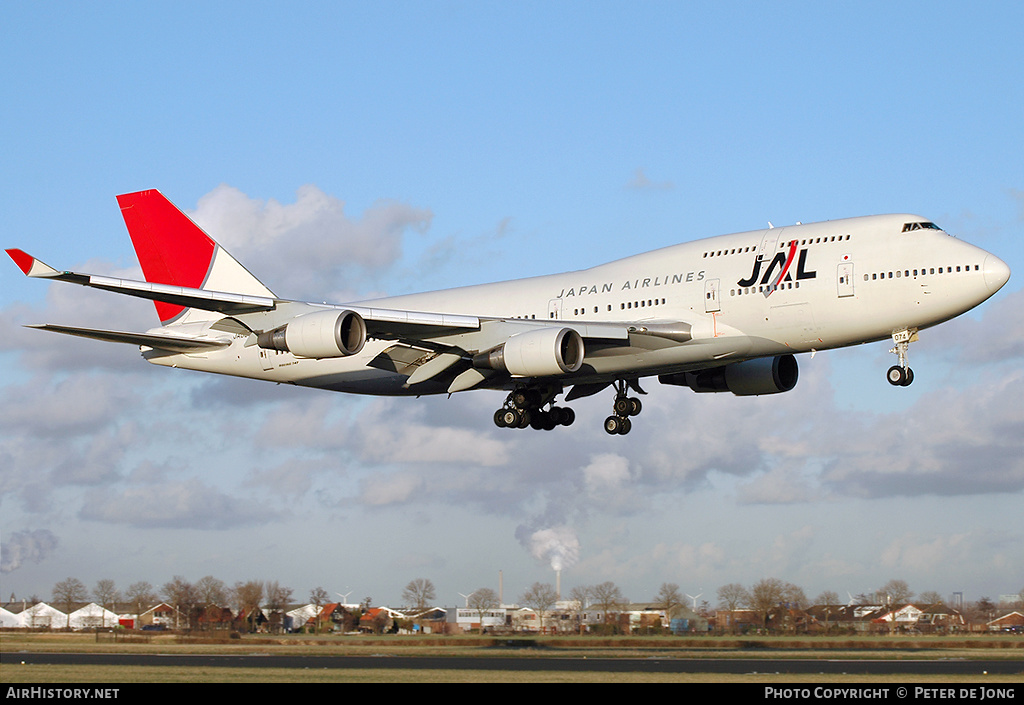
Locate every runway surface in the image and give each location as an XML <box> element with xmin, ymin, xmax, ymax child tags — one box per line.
<box><xmin>4</xmin><ymin>651</ymin><xmax>1023</xmax><ymax>675</ymax></box>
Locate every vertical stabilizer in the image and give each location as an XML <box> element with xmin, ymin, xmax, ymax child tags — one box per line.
<box><xmin>116</xmin><ymin>190</ymin><xmax>275</xmax><ymax>325</ymax></box>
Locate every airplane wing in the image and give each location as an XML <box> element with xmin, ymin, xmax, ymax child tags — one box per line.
<box><xmin>6</xmin><ymin>248</ymin><xmax>654</xmax><ymax>384</ymax></box>
<box><xmin>23</xmin><ymin>324</ymin><xmax>231</xmax><ymax>353</ymax></box>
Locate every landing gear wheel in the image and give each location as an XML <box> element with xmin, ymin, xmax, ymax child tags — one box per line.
<box><xmin>550</xmin><ymin>406</ymin><xmax>575</xmax><ymax>427</ymax></box>
<box><xmin>516</xmin><ymin>409</ymin><xmax>532</xmax><ymax>428</ymax></box>
<box><xmin>499</xmin><ymin>408</ymin><xmax>521</xmax><ymax>428</ymax></box>
<box><xmin>886</xmin><ymin>365</ymin><xmax>914</xmax><ymax>387</ymax></box>
<box><xmin>494</xmin><ymin>409</ymin><xmax>509</xmax><ymax>428</ymax></box>
<box><xmin>604</xmin><ymin>415</ymin><xmax>631</xmax><ymax>435</ymax></box>
<box><xmin>628</xmin><ymin>397</ymin><xmax>642</xmax><ymax>416</ymax></box>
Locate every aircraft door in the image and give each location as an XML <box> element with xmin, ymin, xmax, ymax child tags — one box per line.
<box><xmin>259</xmin><ymin>348</ymin><xmax>275</xmax><ymax>371</ymax></box>
<box><xmin>704</xmin><ymin>278</ymin><xmax>721</xmax><ymax>313</ymax></box>
<box><xmin>756</xmin><ymin>228</ymin><xmax>782</xmax><ymax>262</ymax></box>
<box><xmin>547</xmin><ymin>298</ymin><xmax>563</xmax><ymax>319</ymax></box>
<box><xmin>837</xmin><ymin>263</ymin><xmax>855</xmax><ymax>298</ymax></box>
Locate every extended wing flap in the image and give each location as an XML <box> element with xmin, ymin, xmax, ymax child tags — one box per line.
<box><xmin>26</xmin><ymin>324</ymin><xmax>230</xmax><ymax>352</ymax></box>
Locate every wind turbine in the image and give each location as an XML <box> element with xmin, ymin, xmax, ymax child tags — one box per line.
<box><xmin>458</xmin><ymin>591</ymin><xmax>476</xmax><ymax>608</ymax></box>
<box><xmin>335</xmin><ymin>591</ymin><xmax>353</xmax><ymax>607</ymax></box>
<box><xmin>686</xmin><ymin>590</ymin><xmax>703</xmax><ymax>611</ymax></box>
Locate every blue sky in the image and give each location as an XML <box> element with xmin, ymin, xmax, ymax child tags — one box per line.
<box><xmin>2</xmin><ymin>1</ymin><xmax>1022</xmax><ymax>609</ymax></box>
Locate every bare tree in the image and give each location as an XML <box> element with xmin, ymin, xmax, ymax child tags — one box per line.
<box><xmin>520</xmin><ymin>582</ymin><xmax>559</xmax><ymax>633</ymax></box>
<box><xmin>567</xmin><ymin>585</ymin><xmax>592</xmax><ymax>634</ymax></box>
<box><xmin>782</xmin><ymin>582</ymin><xmax>808</xmax><ymax>610</ymax></box>
<box><xmin>93</xmin><ymin>579</ymin><xmax>120</xmax><ymax>628</ymax></box>
<box><xmin>125</xmin><ymin>581</ymin><xmax>157</xmax><ymax>625</ymax></box>
<box><xmin>749</xmin><ymin>577</ymin><xmax>786</xmax><ymax>632</ymax></box>
<box><xmin>93</xmin><ymin>579</ymin><xmax>120</xmax><ymax>625</ymax></box>
<box><xmin>919</xmin><ymin>590</ymin><xmax>944</xmax><ymax>606</ymax></box>
<box><xmin>194</xmin><ymin>575</ymin><xmax>228</xmax><ymax>606</ymax></box>
<box><xmin>401</xmin><ymin>578</ymin><xmax>436</xmax><ymax>611</ymax></box>
<box><xmin>655</xmin><ymin>582</ymin><xmax>683</xmax><ymax>618</ymax></box>
<box><xmin>879</xmin><ymin>579</ymin><xmax>914</xmax><ymax>605</ymax></box>
<box><xmin>467</xmin><ymin>587</ymin><xmax>500</xmax><ymax>635</ymax></box>
<box><xmin>309</xmin><ymin>586</ymin><xmax>329</xmax><ymax>634</ymax></box>
<box><xmin>264</xmin><ymin>581</ymin><xmax>293</xmax><ymax>633</ymax></box>
<box><xmin>162</xmin><ymin>576</ymin><xmax>199</xmax><ymax>630</ymax></box>
<box><xmin>590</xmin><ymin>581</ymin><xmax>627</xmax><ymax>630</ymax></box>
<box><xmin>53</xmin><ymin>577</ymin><xmax>87</xmax><ymax>628</ymax></box>
<box><xmin>718</xmin><ymin>582</ymin><xmax>750</xmax><ymax>634</ymax></box>
<box><xmin>232</xmin><ymin>580</ymin><xmax>264</xmax><ymax>632</ymax></box>
<box><xmin>814</xmin><ymin>590</ymin><xmax>840</xmax><ymax>606</ymax></box>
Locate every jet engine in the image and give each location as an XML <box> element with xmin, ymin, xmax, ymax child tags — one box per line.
<box><xmin>257</xmin><ymin>309</ymin><xmax>366</xmax><ymax>358</ymax></box>
<box><xmin>659</xmin><ymin>354</ymin><xmax>799</xmax><ymax>396</ymax></box>
<box><xmin>473</xmin><ymin>327</ymin><xmax>585</xmax><ymax>377</ymax></box>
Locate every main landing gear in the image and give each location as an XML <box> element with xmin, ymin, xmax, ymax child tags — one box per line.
<box><xmin>493</xmin><ymin>386</ymin><xmax>575</xmax><ymax>431</ymax></box>
<box><xmin>492</xmin><ymin>379</ymin><xmax>646</xmax><ymax>434</ymax></box>
<box><xmin>604</xmin><ymin>379</ymin><xmax>644</xmax><ymax>435</ymax></box>
<box><xmin>886</xmin><ymin>328</ymin><xmax>917</xmax><ymax>387</ymax></box>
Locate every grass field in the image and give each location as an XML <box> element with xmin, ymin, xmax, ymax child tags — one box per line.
<box><xmin>2</xmin><ymin>631</ymin><xmax>1022</xmax><ymax>683</ymax></box>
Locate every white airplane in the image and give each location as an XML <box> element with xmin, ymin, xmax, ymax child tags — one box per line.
<box><xmin>7</xmin><ymin>190</ymin><xmax>1010</xmax><ymax>435</ymax></box>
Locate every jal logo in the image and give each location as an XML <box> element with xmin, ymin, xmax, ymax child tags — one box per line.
<box><xmin>737</xmin><ymin>240</ymin><xmax>817</xmax><ymax>290</ymax></box>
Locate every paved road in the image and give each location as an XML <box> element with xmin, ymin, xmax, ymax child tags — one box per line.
<box><xmin>4</xmin><ymin>652</ymin><xmax>1023</xmax><ymax>675</ymax></box>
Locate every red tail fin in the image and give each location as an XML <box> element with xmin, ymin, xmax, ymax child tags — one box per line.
<box><xmin>117</xmin><ymin>190</ymin><xmax>217</xmax><ymax>323</ymax></box>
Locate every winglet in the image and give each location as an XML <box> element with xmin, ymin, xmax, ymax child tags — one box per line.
<box><xmin>6</xmin><ymin>249</ymin><xmax>61</xmax><ymax>278</ymax></box>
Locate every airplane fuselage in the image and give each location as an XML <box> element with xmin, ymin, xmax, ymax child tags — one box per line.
<box><xmin>145</xmin><ymin>213</ymin><xmax>1007</xmax><ymax>397</ymax></box>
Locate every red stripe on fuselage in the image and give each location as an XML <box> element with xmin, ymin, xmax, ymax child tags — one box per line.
<box><xmin>775</xmin><ymin>239</ymin><xmax>799</xmax><ymax>285</ymax></box>
<box><xmin>116</xmin><ymin>190</ymin><xmax>216</xmax><ymax>323</ymax></box>
<box><xmin>765</xmin><ymin>239</ymin><xmax>799</xmax><ymax>297</ymax></box>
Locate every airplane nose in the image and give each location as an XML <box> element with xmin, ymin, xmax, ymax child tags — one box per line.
<box><xmin>983</xmin><ymin>253</ymin><xmax>1011</xmax><ymax>293</ymax></box>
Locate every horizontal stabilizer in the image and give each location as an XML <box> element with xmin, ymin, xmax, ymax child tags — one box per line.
<box><xmin>25</xmin><ymin>324</ymin><xmax>230</xmax><ymax>352</ymax></box>
<box><xmin>6</xmin><ymin>249</ymin><xmax>277</xmax><ymax>316</ymax></box>
<box><xmin>6</xmin><ymin>249</ymin><xmax>62</xmax><ymax>278</ymax></box>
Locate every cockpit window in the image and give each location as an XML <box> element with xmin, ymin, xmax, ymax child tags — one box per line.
<box><xmin>902</xmin><ymin>222</ymin><xmax>942</xmax><ymax>232</ymax></box>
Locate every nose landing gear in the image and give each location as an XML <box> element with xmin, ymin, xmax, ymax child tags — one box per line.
<box><xmin>887</xmin><ymin>328</ymin><xmax>917</xmax><ymax>387</ymax></box>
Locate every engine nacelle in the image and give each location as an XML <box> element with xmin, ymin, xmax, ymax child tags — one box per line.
<box><xmin>473</xmin><ymin>327</ymin><xmax>585</xmax><ymax>377</ymax></box>
<box><xmin>659</xmin><ymin>354</ymin><xmax>799</xmax><ymax>396</ymax></box>
<box><xmin>257</xmin><ymin>310</ymin><xmax>366</xmax><ymax>359</ymax></box>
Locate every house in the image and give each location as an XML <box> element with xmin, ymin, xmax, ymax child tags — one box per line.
<box><xmin>0</xmin><ymin>605</ymin><xmax>19</xmax><ymax>628</ymax></box>
<box><xmin>915</xmin><ymin>603</ymin><xmax>965</xmax><ymax>633</ymax></box>
<box><xmin>449</xmin><ymin>606</ymin><xmax>509</xmax><ymax>633</ymax></box>
<box><xmin>359</xmin><ymin>607</ymin><xmax>401</xmax><ymax>634</ymax></box>
<box><xmin>68</xmin><ymin>602</ymin><xmax>120</xmax><ymax>629</ymax></box>
<box><xmin>138</xmin><ymin>602</ymin><xmax>177</xmax><ymax>630</ymax></box>
<box><xmin>285</xmin><ymin>603</ymin><xmax>320</xmax><ymax>632</ymax></box>
<box><xmin>715</xmin><ymin>608</ymin><xmax>760</xmax><ymax>634</ymax></box>
<box><xmin>403</xmin><ymin>607</ymin><xmax>448</xmax><ymax>634</ymax></box>
<box><xmin>197</xmin><ymin>604</ymin><xmax>235</xmax><ymax>630</ymax></box>
<box><xmin>987</xmin><ymin>611</ymin><xmax>1024</xmax><ymax>632</ymax></box>
<box><xmin>20</xmin><ymin>602</ymin><xmax>67</xmax><ymax>629</ymax></box>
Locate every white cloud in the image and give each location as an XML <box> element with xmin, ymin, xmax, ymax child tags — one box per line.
<box><xmin>188</xmin><ymin>184</ymin><xmax>433</xmax><ymax>301</ymax></box>
<box><xmin>78</xmin><ymin>478</ymin><xmax>277</xmax><ymax>530</ymax></box>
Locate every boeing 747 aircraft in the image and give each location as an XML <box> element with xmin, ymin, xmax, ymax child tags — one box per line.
<box><xmin>7</xmin><ymin>190</ymin><xmax>1010</xmax><ymax>435</ymax></box>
